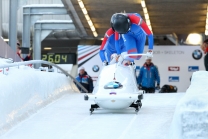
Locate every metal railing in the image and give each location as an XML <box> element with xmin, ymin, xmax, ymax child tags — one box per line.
<box><xmin>0</xmin><ymin>60</ymin><xmax>88</xmax><ymax>93</ymax></box>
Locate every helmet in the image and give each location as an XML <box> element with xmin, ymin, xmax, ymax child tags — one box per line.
<box><xmin>79</xmin><ymin>67</ymin><xmax>85</xmax><ymax>71</ymax></box>
<box><xmin>146</xmin><ymin>56</ymin><xmax>152</xmax><ymax>60</ymax></box>
<box><xmin>110</xmin><ymin>13</ymin><xmax>131</xmax><ymax>34</ymax></box>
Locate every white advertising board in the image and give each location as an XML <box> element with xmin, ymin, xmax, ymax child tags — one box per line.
<box><xmin>78</xmin><ymin>45</ymin><xmax>205</xmax><ymax>92</ymax></box>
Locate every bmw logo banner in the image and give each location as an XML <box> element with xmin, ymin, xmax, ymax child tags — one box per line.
<box><xmin>192</xmin><ymin>49</ymin><xmax>202</xmax><ymax>60</ymax></box>
<box><xmin>92</xmin><ymin>65</ymin><xmax>99</xmax><ymax>72</ymax></box>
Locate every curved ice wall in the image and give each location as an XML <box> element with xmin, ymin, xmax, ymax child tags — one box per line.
<box><xmin>0</xmin><ymin>64</ymin><xmax>78</xmax><ymax>135</ymax></box>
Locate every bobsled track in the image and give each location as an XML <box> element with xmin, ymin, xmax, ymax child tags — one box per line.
<box><xmin>0</xmin><ymin>92</ymin><xmax>184</xmax><ymax>139</ymax></box>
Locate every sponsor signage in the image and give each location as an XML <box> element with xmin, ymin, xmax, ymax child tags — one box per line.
<box><xmin>136</xmin><ymin>66</ymin><xmax>140</xmax><ymax>71</ymax></box>
<box><xmin>192</xmin><ymin>49</ymin><xmax>202</xmax><ymax>60</ymax></box>
<box><xmin>188</xmin><ymin>66</ymin><xmax>199</xmax><ymax>72</ymax></box>
<box><xmin>169</xmin><ymin>76</ymin><xmax>179</xmax><ymax>82</ymax></box>
<box><xmin>168</xmin><ymin>66</ymin><xmax>180</xmax><ymax>71</ymax></box>
<box><xmin>92</xmin><ymin>65</ymin><xmax>99</xmax><ymax>72</ymax></box>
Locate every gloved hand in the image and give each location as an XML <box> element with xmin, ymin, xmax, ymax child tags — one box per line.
<box><xmin>156</xmin><ymin>84</ymin><xmax>160</xmax><ymax>90</ymax></box>
<box><xmin>118</xmin><ymin>54</ymin><xmax>124</xmax><ymax>63</ymax></box>
<box><xmin>109</xmin><ymin>53</ymin><xmax>118</xmax><ymax>64</ymax></box>
<box><xmin>146</xmin><ymin>49</ymin><xmax>153</xmax><ymax>57</ymax></box>
<box><xmin>111</xmin><ymin>53</ymin><xmax>118</xmax><ymax>60</ymax></box>
<box><xmin>103</xmin><ymin>61</ymin><xmax>108</xmax><ymax>66</ymax></box>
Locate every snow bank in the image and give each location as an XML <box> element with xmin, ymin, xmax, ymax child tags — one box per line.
<box><xmin>0</xmin><ymin>60</ymin><xmax>77</xmax><ymax>135</ymax></box>
<box><xmin>169</xmin><ymin>71</ymin><xmax>208</xmax><ymax>139</ymax></box>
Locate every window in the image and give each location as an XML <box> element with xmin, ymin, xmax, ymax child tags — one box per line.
<box><xmin>104</xmin><ymin>81</ymin><xmax>123</xmax><ymax>89</ymax></box>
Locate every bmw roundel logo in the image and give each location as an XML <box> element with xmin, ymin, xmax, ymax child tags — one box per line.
<box><xmin>192</xmin><ymin>49</ymin><xmax>202</xmax><ymax>60</ymax></box>
<box><xmin>92</xmin><ymin>65</ymin><xmax>99</xmax><ymax>72</ymax></box>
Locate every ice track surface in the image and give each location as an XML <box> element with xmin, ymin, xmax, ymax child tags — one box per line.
<box><xmin>0</xmin><ymin>92</ymin><xmax>184</xmax><ymax>139</ymax></box>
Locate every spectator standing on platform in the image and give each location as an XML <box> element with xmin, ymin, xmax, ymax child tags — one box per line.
<box><xmin>137</xmin><ymin>56</ymin><xmax>160</xmax><ymax>93</ymax></box>
<box><xmin>201</xmin><ymin>39</ymin><xmax>208</xmax><ymax>71</ymax></box>
<box><xmin>16</xmin><ymin>43</ymin><xmax>31</xmax><ymax>61</ymax></box>
<box><xmin>75</xmin><ymin>67</ymin><xmax>93</xmax><ymax>93</ymax></box>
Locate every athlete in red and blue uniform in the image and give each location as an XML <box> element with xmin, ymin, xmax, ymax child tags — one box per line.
<box><xmin>99</xmin><ymin>28</ymin><xmax>126</xmax><ymax>65</ymax></box>
<box><xmin>111</xmin><ymin>13</ymin><xmax>154</xmax><ymax>60</ymax></box>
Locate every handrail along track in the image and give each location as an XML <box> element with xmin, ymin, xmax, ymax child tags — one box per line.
<box><xmin>0</xmin><ymin>60</ymin><xmax>88</xmax><ymax>93</ymax></box>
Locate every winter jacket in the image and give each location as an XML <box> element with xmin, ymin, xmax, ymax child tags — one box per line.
<box><xmin>75</xmin><ymin>72</ymin><xmax>93</xmax><ymax>93</ymax></box>
<box><xmin>137</xmin><ymin>63</ymin><xmax>160</xmax><ymax>88</ymax></box>
<box><xmin>17</xmin><ymin>52</ymin><xmax>30</xmax><ymax>61</ymax></box>
<box><xmin>204</xmin><ymin>53</ymin><xmax>208</xmax><ymax>71</ymax></box>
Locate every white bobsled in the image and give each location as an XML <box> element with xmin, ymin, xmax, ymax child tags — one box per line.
<box><xmin>84</xmin><ymin>55</ymin><xmax>145</xmax><ymax>114</ymax></box>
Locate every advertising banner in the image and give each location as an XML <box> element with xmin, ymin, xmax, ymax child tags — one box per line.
<box><xmin>77</xmin><ymin>45</ymin><xmax>205</xmax><ymax>92</ymax></box>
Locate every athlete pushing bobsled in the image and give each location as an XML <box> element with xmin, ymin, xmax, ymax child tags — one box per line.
<box><xmin>111</xmin><ymin>12</ymin><xmax>154</xmax><ymax>61</ymax></box>
<box><xmin>85</xmin><ymin>12</ymin><xmax>153</xmax><ymax>114</ymax></box>
<box><xmin>99</xmin><ymin>12</ymin><xmax>154</xmax><ymax>63</ymax></box>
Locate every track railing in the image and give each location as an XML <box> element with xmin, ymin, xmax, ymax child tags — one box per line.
<box><xmin>0</xmin><ymin>60</ymin><xmax>88</xmax><ymax>93</ymax></box>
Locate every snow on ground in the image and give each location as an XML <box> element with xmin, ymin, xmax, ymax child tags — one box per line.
<box><xmin>0</xmin><ymin>93</ymin><xmax>184</xmax><ymax>139</ymax></box>
<box><xmin>0</xmin><ymin>59</ymin><xmax>77</xmax><ymax>135</ymax></box>
<box><xmin>169</xmin><ymin>71</ymin><xmax>208</xmax><ymax>139</ymax></box>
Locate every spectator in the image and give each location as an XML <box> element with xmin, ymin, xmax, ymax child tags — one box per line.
<box><xmin>201</xmin><ymin>39</ymin><xmax>208</xmax><ymax>71</ymax></box>
<box><xmin>17</xmin><ymin>43</ymin><xmax>31</xmax><ymax>61</ymax></box>
<box><xmin>137</xmin><ymin>56</ymin><xmax>160</xmax><ymax>93</ymax></box>
<box><xmin>75</xmin><ymin>67</ymin><xmax>93</xmax><ymax>93</ymax></box>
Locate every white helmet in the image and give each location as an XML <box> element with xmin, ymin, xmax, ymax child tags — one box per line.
<box><xmin>79</xmin><ymin>67</ymin><xmax>85</xmax><ymax>71</ymax></box>
<box><xmin>146</xmin><ymin>56</ymin><xmax>152</xmax><ymax>60</ymax></box>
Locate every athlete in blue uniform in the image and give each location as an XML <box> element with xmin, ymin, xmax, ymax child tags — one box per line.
<box><xmin>99</xmin><ymin>28</ymin><xmax>126</xmax><ymax>65</ymax></box>
<box><xmin>110</xmin><ymin>13</ymin><xmax>154</xmax><ymax>61</ymax></box>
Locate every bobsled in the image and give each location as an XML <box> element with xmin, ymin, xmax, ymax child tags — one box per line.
<box><xmin>84</xmin><ymin>54</ymin><xmax>146</xmax><ymax>114</ymax></box>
